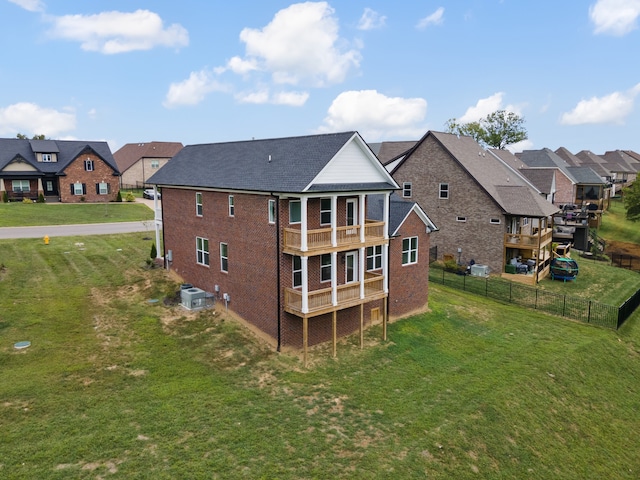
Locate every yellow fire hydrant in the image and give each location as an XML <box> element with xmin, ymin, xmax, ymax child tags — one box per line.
<box><xmin>44</xmin><ymin>235</ymin><xmax>49</xmax><ymax>245</ymax></box>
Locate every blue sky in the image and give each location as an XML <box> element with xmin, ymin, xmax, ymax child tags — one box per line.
<box><xmin>1</xmin><ymin>0</ymin><xmax>640</xmax><ymax>155</ymax></box>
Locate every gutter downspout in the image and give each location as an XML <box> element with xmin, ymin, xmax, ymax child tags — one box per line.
<box><xmin>274</xmin><ymin>194</ymin><xmax>282</xmax><ymax>352</ymax></box>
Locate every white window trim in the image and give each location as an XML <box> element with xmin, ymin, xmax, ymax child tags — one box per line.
<box><xmin>490</xmin><ymin>218</ymin><xmax>501</xmax><ymax>225</ymax></box>
<box><xmin>12</xmin><ymin>180</ymin><xmax>30</xmax><ymax>192</ymax></box>
<box><xmin>84</xmin><ymin>159</ymin><xmax>94</xmax><ymax>171</ymax></box>
<box><xmin>402</xmin><ymin>237</ymin><xmax>418</xmax><ymax>266</ymax></box>
<box><xmin>73</xmin><ymin>182</ymin><xmax>84</xmax><ymax>195</ymax></box>
<box><xmin>402</xmin><ymin>182</ymin><xmax>412</xmax><ymax>198</ymax></box>
<box><xmin>367</xmin><ymin>245</ymin><xmax>383</xmax><ymax>271</ymax></box>
<box><xmin>196</xmin><ymin>192</ymin><xmax>203</xmax><ymax>217</ymax></box>
<box><xmin>196</xmin><ymin>237</ymin><xmax>209</xmax><ymax>266</ymax></box>
<box><xmin>289</xmin><ymin>199</ymin><xmax>301</xmax><ymax>224</ymax></box>
<box><xmin>228</xmin><ymin>195</ymin><xmax>234</xmax><ymax>217</ymax></box>
<box><xmin>320</xmin><ymin>254</ymin><xmax>332</xmax><ymax>282</ymax></box>
<box><xmin>268</xmin><ymin>199</ymin><xmax>276</xmax><ymax>224</ymax></box>
<box><xmin>98</xmin><ymin>182</ymin><xmax>109</xmax><ymax>195</ymax></box>
<box><xmin>220</xmin><ymin>242</ymin><xmax>228</xmax><ymax>272</ymax></box>
<box><xmin>456</xmin><ymin>216</ymin><xmax>467</xmax><ymax>222</ymax></box>
<box><xmin>292</xmin><ymin>255</ymin><xmax>302</xmax><ymax>288</ymax></box>
<box><xmin>320</xmin><ymin>197</ymin><xmax>332</xmax><ymax>226</ymax></box>
<box><xmin>439</xmin><ymin>183</ymin><xmax>449</xmax><ymax>199</ymax></box>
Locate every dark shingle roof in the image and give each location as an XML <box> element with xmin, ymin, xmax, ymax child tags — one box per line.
<box><xmin>0</xmin><ymin>138</ymin><xmax>118</xmax><ymax>175</ymax></box>
<box><xmin>367</xmin><ymin>193</ymin><xmax>437</xmax><ymax>235</ymax></box>
<box><xmin>148</xmin><ymin>132</ymin><xmax>396</xmax><ymax>194</ymax></box>
<box><xmin>113</xmin><ymin>141</ymin><xmax>183</xmax><ymax>173</ymax></box>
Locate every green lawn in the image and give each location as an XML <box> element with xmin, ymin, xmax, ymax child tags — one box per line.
<box><xmin>0</xmin><ymin>202</ymin><xmax>153</xmax><ymax>227</ymax></box>
<box><xmin>1</xmin><ymin>234</ymin><xmax>640</xmax><ymax>479</ymax></box>
<box><xmin>599</xmin><ymin>198</ymin><xmax>640</xmax><ymax>245</ymax></box>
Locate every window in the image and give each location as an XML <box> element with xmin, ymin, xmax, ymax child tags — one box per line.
<box><xmin>321</xmin><ymin>254</ymin><xmax>332</xmax><ymax>282</ymax></box>
<box><xmin>289</xmin><ymin>200</ymin><xmax>301</xmax><ymax>224</ymax></box>
<box><xmin>42</xmin><ymin>154</ymin><xmax>52</xmax><ymax>162</ymax></box>
<box><xmin>84</xmin><ymin>159</ymin><xmax>94</xmax><ymax>171</ymax></box>
<box><xmin>456</xmin><ymin>216</ymin><xmax>467</xmax><ymax>222</ymax></box>
<box><xmin>71</xmin><ymin>182</ymin><xmax>86</xmax><ymax>196</ymax></box>
<box><xmin>367</xmin><ymin>245</ymin><xmax>383</xmax><ymax>270</ymax></box>
<box><xmin>151</xmin><ymin>160</ymin><xmax>159</xmax><ymax>169</ymax></box>
<box><xmin>268</xmin><ymin>199</ymin><xmax>276</xmax><ymax>224</ymax></box>
<box><xmin>522</xmin><ymin>217</ymin><xmax>529</xmax><ymax>226</ymax></box>
<box><xmin>96</xmin><ymin>182</ymin><xmax>110</xmax><ymax>195</ymax></box>
<box><xmin>402</xmin><ymin>237</ymin><xmax>418</xmax><ymax>265</ymax></box>
<box><xmin>220</xmin><ymin>243</ymin><xmax>228</xmax><ymax>272</ymax></box>
<box><xmin>320</xmin><ymin>198</ymin><xmax>332</xmax><ymax>225</ymax></box>
<box><xmin>196</xmin><ymin>237</ymin><xmax>209</xmax><ymax>266</ymax></box>
<box><xmin>403</xmin><ymin>182</ymin><xmax>412</xmax><ymax>198</ymax></box>
<box><xmin>292</xmin><ymin>255</ymin><xmax>302</xmax><ymax>288</ymax></box>
<box><xmin>12</xmin><ymin>180</ymin><xmax>30</xmax><ymax>192</ymax></box>
<box><xmin>228</xmin><ymin>195</ymin><xmax>234</xmax><ymax>217</ymax></box>
<box><xmin>439</xmin><ymin>183</ymin><xmax>449</xmax><ymax>199</ymax></box>
<box><xmin>196</xmin><ymin>192</ymin><xmax>203</xmax><ymax>216</ymax></box>
<box><xmin>490</xmin><ymin>218</ymin><xmax>501</xmax><ymax>225</ymax></box>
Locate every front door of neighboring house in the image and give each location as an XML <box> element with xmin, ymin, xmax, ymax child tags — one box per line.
<box><xmin>346</xmin><ymin>199</ymin><xmax>357</xmax><ymax>226</ymax></box>
<box><xmin>43</xmin><ymin>177</ymin><xmax>58</xmax><ymax>196</ymax></box>
<box><xmin>345</xmin><ymin>251</ymin><xmax>358</xmax><ymax>283</ymax></box>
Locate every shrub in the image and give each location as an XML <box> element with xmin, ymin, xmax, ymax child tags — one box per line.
<box><xmin>22</xmin><ymin>198</ymin><xmax>33</xmax><ymax>204</ymax></box>
<box><xmin>125</xmin><ymin>192</ymin><xmax>135</xmax><ymax>202</ymax></box>
<box><xmin>444</xmin><ymin>259</ymin><xmax>459</xmax><ymax>272</ymax></box>
<box><xmin>2</xmin><ymin>191</ymin><xmax>8</xmax><ymax>203</ymax></box>
<box><xmin>37</xmin><ymin>193</ymin><xmax>45</xmax><ymax>203</ymax></box>
<box><xmin>150</xmin><ymin>243</ymin><xmax>157</xmax><ymax>260</ymax></box>
<box><xmin>116</xmin><ymin>191</ymin><xmax>123</xmax><ymax>202</ymax></box>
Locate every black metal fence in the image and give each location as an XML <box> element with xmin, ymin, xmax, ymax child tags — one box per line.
<box><xmin>429</xmin><ymin>268</ymin><xmax>639</xmax><ymax>330</ymax></box>
<box><xmin>610</xmin><ymin>252</ymin><xmax>640</xmax><ymax>272</ymax></box>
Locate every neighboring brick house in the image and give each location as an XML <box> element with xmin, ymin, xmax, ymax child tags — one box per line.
<box><xmin>148</xmin><ymin>132</ymin><xmax>437</xmax><ymax>359</ymax></box>
<box><xmin>113</xmin><ymin>141</ymin><xmax>183</xmax><ymax>189</ymax></box>
<box><xmin>0</xmin><ymin>138</ymin><xmax>119</xmax><ymax>202</ymax></box>
<box><xmin>383</xmin><ymin>131</ymin><xmax>558</xmax><ymax>285</ymax></box>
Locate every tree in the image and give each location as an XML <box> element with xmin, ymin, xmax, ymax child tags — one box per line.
<box><xmin>623</xmin><ymin>181</ymin><xmax>640</xmax><ymax>222</ymax></box>
<box><xmin>16</xmin><ymin>133</ymin><xmax>46</xmax><ymax>140</ymax></box>
<box><xmin>445</xmin><ymin>110</ymin><xmax>527</xmax><ymax>149</ymax></box>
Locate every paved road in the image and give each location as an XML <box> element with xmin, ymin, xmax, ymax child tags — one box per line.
<box><xmin>0</xmin><ymin>198</ymin><xmax>160</xmax><ymax>239</ymax></box>
<box><xmin>0</xmin><ymin>221</ymin><xmax>157</xmax><ymax>239</ymax></box>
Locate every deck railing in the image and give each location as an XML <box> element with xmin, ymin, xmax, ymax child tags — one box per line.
<box><xmin>504</xmin><ymin>228</ymin><xmax>553</xmax><ymax>248</ymax></box>
<box><xmin>284</xmin><ymin>220</ymin><xmax>385</xmax><ymax>253</ymax></box>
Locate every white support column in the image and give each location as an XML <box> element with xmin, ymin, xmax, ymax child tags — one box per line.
<box><xmin>359</xmin><ymin>194</ymin><xmax>366</xmax><ymax>243</ymax></box>
<box><xmin>383</xmin><ymin>243</ymin><xmax>389</xmax><ymax>293</ymax></box>
<box><xmin>331</xmin><ymin>251</ymin><xmax>338</xmax><ymax>306</ymax></box>
<box><xmin>359</xmin><ymin>246</ymin><xmax>366</xmax><ymax>299</ymax></box>
<box><xmin>331</xmin><ymin>195</ymin><xmax>338</xmax><ymax>247</ymax></box>
<box><xmin>383</xmin><ymin>193</ymin><xmax>390</xmax><ymax>239</ymax></box>
<box><xmin>0</xmin><ymin>178</ymin><xmax>5</xmax><ymax>192</ymax></box>
<box><xmin>301</xmin><ymin>256</ymin><xmax>309</xmax><ymax>313</ymax></box>
<box><xmin>37</xmin><ymin>178</ymin><xmax>43</xmax><ymax>193</ymax></box>
<box><xmin>301</xmin><ymin>197</ymin><xmax>308</xmax><ymax>251</ymax></box>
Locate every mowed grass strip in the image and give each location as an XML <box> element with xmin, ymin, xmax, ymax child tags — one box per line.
<box><xmin>599</xmin><ymin>198</ymin><xmax>640</xmax><ymax>246</ymax></box>
<box><xmin>1</xmin><ymin>234</ymin><xmax>640</xmax><ymax>478</ymax></box>
<box><xmin>0</xmin><ymin>202</ymin><xmax>153</xmax><ymax>227</ymax></box>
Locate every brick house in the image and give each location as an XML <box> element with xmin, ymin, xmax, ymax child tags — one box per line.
<box><xmin>113</xmin><ymin>141</ymin><xmax>183</xmax><ymax>189</ymax></box>
<box><xmin>383</xmin><ymin>131</ymin><xmax>558</xmax><ymax>285</ymax></box>
<box><xmin>148</xmin><ymin>132</ymin><xmax>436</xmax><ymax>359</ymax></box>
<box><xmin>0</xmin><ymin>138</ymin><xmax>120</xmax><ymax>202</ymax></box>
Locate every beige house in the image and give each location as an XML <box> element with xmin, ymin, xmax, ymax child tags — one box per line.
<box><xmin>113</xmin><ymin>141</ymin><xmax>183</xmax><ymax>189</ymax></box>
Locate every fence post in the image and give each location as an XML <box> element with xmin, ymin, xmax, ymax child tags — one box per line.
<box><xmin>563</xmin><ymin>295</ymin><xmax>566</xmax><ymax>317</ymax></box>
<box><xmin>535</xmin><ymin>289</ymin><xmax>538</xmax><ymax>309</ymax></box>
<box><xmin>587</xmin><ymin>300</ymin><xmax>591</xmax><ymax>324</ymax></box>
<box><xmin>485</xmin><ymin>277</ymin><xmax>488</xmax><ymax>297</ymax></box>
<box><xmin>509</xmin><ymin>283</ymin><xmax>512</xmax><ymax>303</ymax></box>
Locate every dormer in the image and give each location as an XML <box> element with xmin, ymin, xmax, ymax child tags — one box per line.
<box><xmin>29</xmin><ymin>139</ymin><xmax>59</xmax><ymax>163</ymax></box>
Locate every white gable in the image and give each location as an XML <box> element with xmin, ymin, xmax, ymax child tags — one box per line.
<box><xmin>309</xmin><ymin>136</ymin><xmax>397</xmax><ymax>188</ymax></box>
<box><xmin>3</xmin><ymin>158</ymin><xmax>37</xmax><ymax>172</ymax></box>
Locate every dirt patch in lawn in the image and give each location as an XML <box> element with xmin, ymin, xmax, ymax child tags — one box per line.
<box><xmin>605</xmin><ymin>240</ymin><xmax>640</xmax><ymax>257</ymax></box>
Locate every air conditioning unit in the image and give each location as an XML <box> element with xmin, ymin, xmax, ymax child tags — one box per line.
<box><xmin>181</xmin><ymin>287</ymin><xmax>206</xmax><ymax>310</ymax></box>
<box><xmin>470</xmin><ymin>264</ymin><xmax>490</xmax><ymax>277</ymax></box>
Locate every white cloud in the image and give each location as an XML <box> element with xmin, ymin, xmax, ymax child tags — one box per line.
<box><xmin>163</xmin><ymin>70</ymin><xmax>228</xmax><ymax>108</ymax></box>
<box><xmin>224</xmin><ymin>56</ymin><xmax>260</xmax><ymax>76</ymax></box>
<box><xmin>589</xmin><ymin>0</ymin><xmax>640</xmax><ymax>35</ymax></box>
<box><xmin>0</xmin><ymin>102</ymin><xmax>76</xmax><ymax>137</ymax></box>
<box><xmin>271</xmin><ymin>91</ymin><xmax>310</xmax><ymax>106</ymax></box>
<box><xmin>416</xmin><ymin>7</ymin><xmax>444</xmax><ymax>29</ymax></box>
<box><xmin>458</xmin><ymin>92</ymin><xmax>522</xmax><ymax>123</ymax></box>
<box><xmin>47</xmin><ymin>9</ymin><xmax>188</xmax><ymax>54</ymax></box>
<box><xmin>236</xmin><ymin>2</ymin><xmax>361</xmax><ymax>87</ymax></box>
<box><xmin>8</xmin><ymin>0</ymin><xmax>45</xmax><ymax>12</ymax></box>
<box><xmin>318</xmin><ymin>90</ymin><xmax>427</xmax><ymax>141</ymax></box>
<box><xmin>507</xmin><ymin>139</ymin><xmax>533</xmax><ymax>154</ymax></box>
<box><xmin>358</xmin><ymin>8</ymin><xmax>386</xmax><ymax>30</ymax></box>
<box><xmin>560</xmin><ymin>84</ymin><xmax>640</xmax><ymax>125</ymax></box>
<box><xmin>235</xmin><ymin>89</ymin><xmax>309</xmax><ymax>106</ymax></box>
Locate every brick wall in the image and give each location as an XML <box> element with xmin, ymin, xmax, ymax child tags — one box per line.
<box><xmin>59</xmin><ymin>152</ymin><xmax>119</xmax><ymax>203</ymax></box>
<box><xmin>553</xmin><ymin>171</ymin><xmax>576</xmax><ymax>206</ymax></box>
<box><xmin>392</xmin><ymin>135</ymin><xmax>506</xmax><ymax>272</ymax></box>
<box><xmin>388</xmin><ymin>210</ymin><xmax>430</xmax><ymax>318</ymax></box>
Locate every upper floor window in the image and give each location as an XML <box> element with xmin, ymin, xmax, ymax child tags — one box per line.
<box><xmin>268</xmin><ymin>199</ymin><xmax>276</xmax><ymax>224</ymax></box>
<box><xmin>292</xmin><ymin>255</ymin><xmax>302</xmax><ymax>288</ymax></box>
<box><xmin>439</xmin><ymin>183</ymin><xmax>449</xmax><ymax>199</ymax></box>
<box><xmin>320</xmin><ymin>198</ymin><xmax>332</xmax><ymax>225</ymax></box>
<box><xmin>220</xmin><ymin>242</ymin><xmax>228</xmax><ymax>272</ymax></box>
<box><xmin>456</xmin><ymin>216</ymin><xmax>467</xmax><ymax>223</ymax></box>
<box><xmin>196</xmin><ymin>237</ymin><xmax>209</xmax><ymax>266</ymax></box>
<box><xmin>12</xmin><ymin>180</ymin><xmax>30</xmax><ymax>192</ymax></box>
<box><xmin>42</xmin><ymin>153</ymin><xmax>52</xmax><ymax>162</ymax></box>
<box><xmin>321</xmin><ymin>254</ymin><xmax>332</xmax><ymax>282</ymax></box>
<box><xmin>289</xmin><ymin>200</ymin><xmax>301</xmax><ymax>224</ymax></box>
<box><xmin>196</xmin><ymin>192</ymin><xmax>203</xmax><ymax>216</ymax></box>
<box><xmin>367</xmin><ymin>245</ymin><xmax>383</xmax><ymax>270</ymax></box>
<box><xmin>84</xmin><ymin>159</ymin><xmax>94</xmax><ymax>171</ymax></box>
<box><xmin>490</xmin><ymin>218</ymin><xmax>501</xmax><ymax>225</ymax></box>
<box><xmin>151</xmin><ymin>160</ymin><xmax>159</xmax><ymax>169</ymax></box>
<box><xmin>403</xmin><ymin>182</ymin><xmax>412</xmax><ymax>198</ymax></box>
<box><xmin>228</xmin><ymin>195</ymin><xmax>235</xmax><ymax>217</ymax></box>
<box><xmin>402</xmin><ymin>237</ymin><xmax>418</xmax><ymax>265</ymax></box>
<box><xmin>522</xmin><ymin>217</ymin><xmax>529</xmax><ymax>226</ymax></box>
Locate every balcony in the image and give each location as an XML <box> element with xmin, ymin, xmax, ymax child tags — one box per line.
<box><xmin>283</xmin><ymin>220</ymin><xmax>385</xmax><ymax>255</ymax></box>
<box><xmin>504</xmin><ymin>228</ymin><xmax>553</xmax><ymax>249</ymax></box>
<box><xmin>284</xmin><ymin>272</ymin><xmax>386</xmax><ymax>317</ymax></box>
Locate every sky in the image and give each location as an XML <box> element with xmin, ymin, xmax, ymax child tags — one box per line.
<box><xmin>1</xmin><ymin>0</ymin><xmax>640</xmax><ymax>155</ymax></box>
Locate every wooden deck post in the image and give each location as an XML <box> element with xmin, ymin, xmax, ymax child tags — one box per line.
<box><xmin>332</xmin><ymin>311</ymin><xmax>337</xmax><ymax>358</ymax></box>
<box><xmin>382</xmin><ymin>297</ymin><xmax>388</xmax><ymax>341</ymax></box>
<box><xmin>303</xmin><ymin>317</ymin><xmax>308</xmax><ymax>368</ymax></box>
<box><xmin>360</xmin><ymin>304</ymin><xmax>364</xmax><ymax>349</ymax></box>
